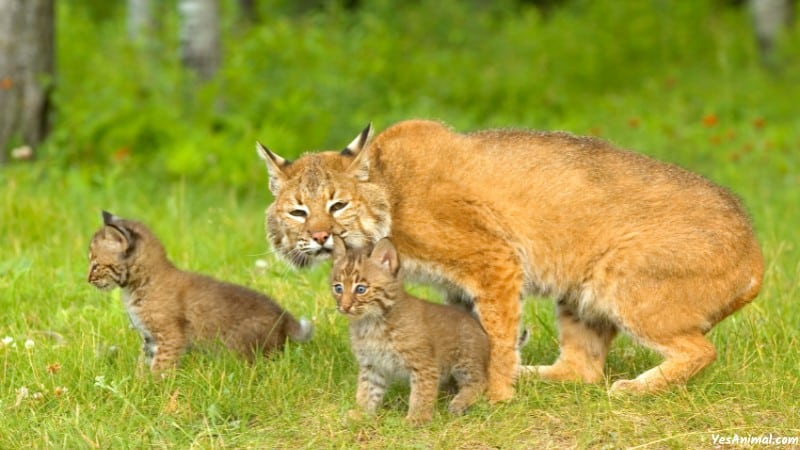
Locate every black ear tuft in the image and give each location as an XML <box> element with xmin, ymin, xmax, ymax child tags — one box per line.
<box><xmin>102</xmin><ymin>210</ymin><xmax>114</xmax><ymax>225</ymax></box>
<box><xmin>343</xmin><ymin>122</ymin><xmax>373</xmax><ymax>155</ymax></box>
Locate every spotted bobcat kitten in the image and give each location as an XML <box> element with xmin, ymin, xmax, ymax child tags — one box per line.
<box><xmin>88</xmin><ymin>211</ymin><xmax>312</xmax><ymax>374</ymax></box>
<box><xmin>331</xmin><ymin>236</ymin><xmax>488</xmax><ymax>425</ymax></box>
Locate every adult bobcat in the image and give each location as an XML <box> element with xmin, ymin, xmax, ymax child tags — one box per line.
<box><xmin>257</xmin><ymin>120</ymin><xmax>763</xmax><ymax>402</ymax></box>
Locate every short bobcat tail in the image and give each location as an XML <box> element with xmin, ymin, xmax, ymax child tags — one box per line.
<box><xmin>287</xmin><ymin>316</ymin><xmax>314</xmax><ymax>343</ymax></box>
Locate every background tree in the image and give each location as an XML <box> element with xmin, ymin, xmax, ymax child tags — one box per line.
<box><xmin>750</xmin><ymin>0</ymin><xmax>795</xmax><ymax>66</ymax></box>
<box><xmin>127</xmin><ymin>0</ymin><xmax>153</xmax><ymax>41</ymax></box>
<box><xmin>178</xmin><ymin>0</ymin><xmax>221</xmax><ymax>81</ymax></box>
<box><xmin>0</xmin><ymin>0</ymin><xmax>55</xmax><ymax>163</ymax></box>
<box><xmin>238</xmin><ymin>0</ymin><xmax>258</xmax><ymax>23</ymax></box>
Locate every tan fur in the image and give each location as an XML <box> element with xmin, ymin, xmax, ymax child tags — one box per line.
<box><xmin>88</xmin><ymin>212</ymin><xmax>312</xmax><ymax>374</ymax></box>
<box><xmin>331</xmin><ymin>237</ymin><xmax>488</xmax><ymax>425</ymax></box>
<box><xmin>258</xmin><ymin>120</ymin><xmax>763</xmax><ymax>401</ymax></box>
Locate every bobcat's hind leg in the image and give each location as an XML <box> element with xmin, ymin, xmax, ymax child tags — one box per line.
<box><xmin>607</xmin><ymin>274</ymin><xmax>726</xmax><ymax>393</ymax></box>
<box><xmin>610</xmin><ymin>332</ymin><xmax>716</xmax><ymax>394</ymax></box>
<box><xmin>521</xmin><ymin>297</ymin><xmax>616</xmax><ymax>383</ymax></box>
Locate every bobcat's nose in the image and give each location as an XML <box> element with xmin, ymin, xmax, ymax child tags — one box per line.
<box><xmin>311</xmin><ymin>231</ymin><xmax>330</xmax><ymax>245</ymax></box>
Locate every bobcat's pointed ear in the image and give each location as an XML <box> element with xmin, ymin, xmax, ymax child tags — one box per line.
<box><xmin>256</xmin><ymin>142</ymin><xmax>290</xmax><ymax>195</ymax></box>
<box><xmin>346</xmin><ymin>124</ymin><xmax>375</xmax><ymax>182</ymax></box>
<box><xmin>331</xmin><ymin>235</ymin><xmax>348</xmax><ymax>263</ymax></box>
<box><xmin>370</xmin><ymin>237</ymin><xmax>399</xmax><ymax>275</ymax></box>
<box><xmin>341</xmin><ymin>122</ymin><xmax>373</xmax><ymax>156</ymax></box>
<box><xmin>101</xmin><ymin>211</ymin><xmax>134</xmax><ymax>253</ymax></box>
<box><xmin>102</xmin><ymin>210</ymin><xmax>121</xmax><ymax>225</ymax></box>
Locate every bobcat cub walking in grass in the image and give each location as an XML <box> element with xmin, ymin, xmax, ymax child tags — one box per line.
<box><xmin>331</xmin><ymin>236</ymin><xmax>489</xmax><ymax>425</ymax></box>
<box><xmin>88</xmin><ymin>211</ymin><xmax>312</xmax><ymax>374</ymax></box>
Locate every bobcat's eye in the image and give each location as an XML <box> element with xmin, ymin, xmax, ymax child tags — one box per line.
<box><xmin>354</xmin><ymin>284</ymin><xmax>367</xmax><ymax>295</ymax></box>
<box><xmin>329</xmin><ymin>201</ymin><xmax>348</xmax><ymax>213</ymax></box>
<box><xmin>289</xmin><ymin>209</ymin><xmax>307</xmax><ymax>218</ymax></box>
<box><xmin>332</xmin><ymin>283</ymin><xmax>344</xmax><ymax>295</ymax></box>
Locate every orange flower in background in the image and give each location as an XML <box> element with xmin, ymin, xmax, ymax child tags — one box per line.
<box><xmin>702</xmin><ymin>114</ymin><xmax>718</xmax><ymax>127</ymax></box>
<box><xmin>47</xmin><ymin>362</ymin><xmax>62</xmax><ymax>374</ymax></box>
<box><xmin>752</xmin><ymin>117</ymin><xmax>765</xmax><ymax>129</ymax></box>
<box><xmin>0</xmin><ymin>77</ymin><xmax>12</xmax><ymax>90</ymax></box>
<box><xmin>628</xmin><ymin>117</ymin><xmax>640</xmax><ymax>128</ymax></box>
<box><xmin>113</xmin><ymin>147</ymin><xmax>131</xmax><ymax>161</ymax></box>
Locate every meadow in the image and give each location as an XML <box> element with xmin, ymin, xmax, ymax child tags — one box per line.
<box><xmin>1</xmin><ymin>1</ymin><xmax>799</xmax><ymax>448</ymax></box>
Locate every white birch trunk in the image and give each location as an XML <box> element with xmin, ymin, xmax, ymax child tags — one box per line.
<box><xmin>178</xmin><ymin>0</ymin><xmax>221</xmax><ymax>81</ymax></box>
<box><xmin>127</xmin><ymin>0</ymin><xmax>153</xmax><ymax>41</ymax></box>
<box><xmin>750</xmin><ymin>0</ymin><xmax>795</xmax><ymax>64</ymax></box>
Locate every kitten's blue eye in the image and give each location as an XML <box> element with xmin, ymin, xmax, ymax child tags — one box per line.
<box><xmin>355</xmin><ymin>285</ymin><xmax>367</xmax><ymax>295</ymax></box>
<box><xmin>332</xmin><ymin>284</ymin><xmax>343</xmax><ymax>295</ymax></box>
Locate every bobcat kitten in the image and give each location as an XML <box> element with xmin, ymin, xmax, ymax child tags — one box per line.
<box><xmin>331</xmin><ymin>236</ymin><xmax>489</xmax><ymax>425</ymax></box>
<box><xmin>88</xmin><ymin>211</ymin><xmax>312</xmax><ymax>373</ymax></box>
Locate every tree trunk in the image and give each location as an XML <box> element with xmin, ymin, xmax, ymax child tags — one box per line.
<box><xmin>238</xmin><ymin>0</ymin><xmax>258</xmax><ymax>23</ymax></box>
<box><xmin>178</xmin><ymin>0</ymin><xmax>221</xmax><ymax>81</ymax></box>
<box><xmin>127</xmin><ymin>0</ymin><xmax>153</xmax><ymax>41</ymax></box>
<box><xmin>0</xmin><ymin>0</ymin><xmax>55</xmax><ymax>163</ymax></box>
<box><xmin>750</xmin><ymin>0</ymin><xmax>795</xmax><ymax>66</ymax></box>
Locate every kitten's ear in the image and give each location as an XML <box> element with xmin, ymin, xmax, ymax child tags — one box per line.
<box><xmin>331</xmin><ymin>235</ymin><xmax>347</xmax><ymax>263</ymax></box>
<box><xmin>370</xmin><ymin>237</ymin><xmax>399</xmax><ymax>275</ymax></box>
<box><xmin>256</xmin><ymin>142</ymin><xmax>290</xmax><ymax>195</ymax></box>
<box><xmin>341</xmin><ymin>122</ymin><xmax>373</xmax><ymax>156</ymax></box>
<box><xmin>101</xmin><ymin>211</ymin><xmax>134</xmax><ymax>252</ymax></box>
<box><xmin>101</xmin><ymin>210</ymin><xmax>123</xmax><ymax>225</ymax></box>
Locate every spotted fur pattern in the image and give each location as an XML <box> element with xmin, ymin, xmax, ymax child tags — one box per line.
<box><xmin>330</xmin><ymin>237</ymin><xmax>489</xmax><ymax>425</ymax></box>
<box><xmin>88</xmin><ymin>211</ymin><xmax>312</xmax><ymax>374</ymax></box>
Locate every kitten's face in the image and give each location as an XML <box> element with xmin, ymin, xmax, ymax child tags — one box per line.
<box><xmin>87</xmin><ymin>228</ymin><xmax>129</xmax><ymax>290</ymax></box>
<box><xmin>258</xmin><ymin>127</ymin><xmax>391</xmax><ymax>268</ymax></box>
<box><xmin>88</xmin><ymin>212</ymin><xmax>135</xmax><ymax>290</ymax></box>
<box><xmin>330</xmin><ymin>237</ymin><xmax>401</xmax><ymax>320</ymax></box>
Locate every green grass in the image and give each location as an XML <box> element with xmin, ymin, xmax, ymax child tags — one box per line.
<box><xmin>2</xmin><ymin>0</ymin><xmax>800</xmax><ymax>448</ymax></box>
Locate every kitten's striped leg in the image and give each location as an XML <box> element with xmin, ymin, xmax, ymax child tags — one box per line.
<box><xmin>448</xmin><ymin>365</ymin><xmax>486</xmax><ymax>415</ymax></box>
<box><xmin>355</xmin><ymin>366</ymin><xmax>387</xmax><ymax>414</ymax></box>
<box><xmin>406</xmin><ymin>368</ymin><xmax>439</xmax><ymax>425</ymax></box>
<box><xmin>149</xmin><ymin>333</ymin><xmax>187</xmax><ymax>376</ymax></box>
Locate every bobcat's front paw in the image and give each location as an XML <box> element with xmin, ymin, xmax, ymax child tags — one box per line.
<box><xmin>486</xmin><ymin>383</ymin><xmax>515</xmax><ymax>403</ymax></box>
<box><xmin>404</xmin><ymin>411</ymin><xmax>433</xmax><ymax>426</ymax></box>
<box><xmin>345</xmin><ymin>408</ymin><xmax>366</xmax><ymax>421</ymax></box>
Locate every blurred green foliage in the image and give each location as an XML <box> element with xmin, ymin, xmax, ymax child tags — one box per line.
<box><xmin>47</xmin><ymin>0</ymin><xmax>799</xmax><ymax>189</ymax></box>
